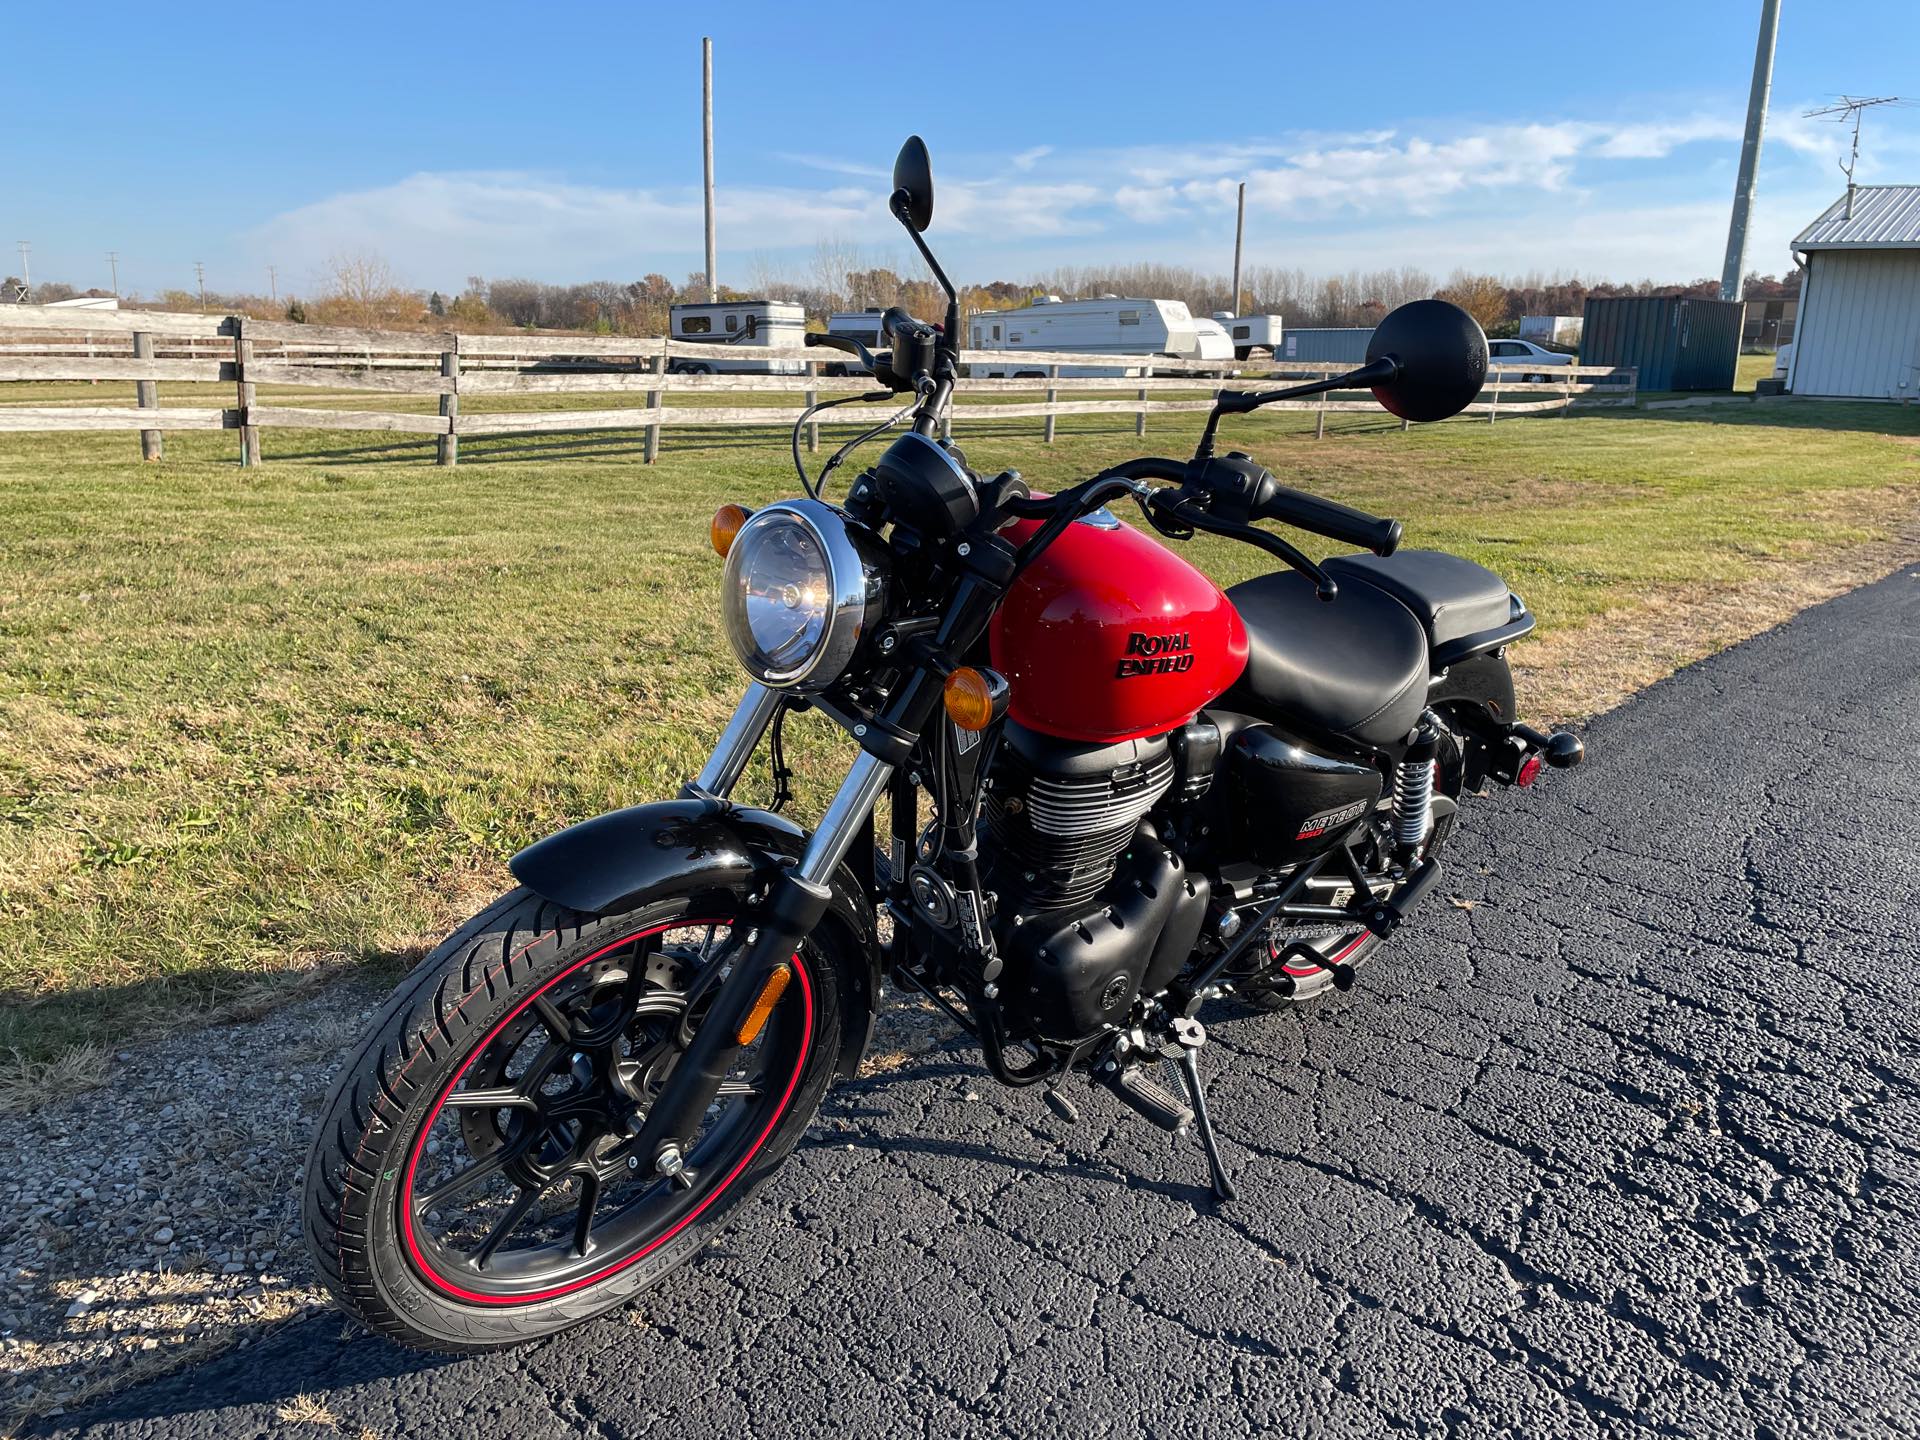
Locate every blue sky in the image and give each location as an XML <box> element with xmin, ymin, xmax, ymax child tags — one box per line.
<box><xmin>6</xmin><ymin>2</ymin><xmax>1919</xmax><ymax>299</ymax></box>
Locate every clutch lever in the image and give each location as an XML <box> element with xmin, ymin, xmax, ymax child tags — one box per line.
<box><xmin>1148</xmin><ymin>492</ymin><xmax>1339</xmax><ymax>601</ymax></box>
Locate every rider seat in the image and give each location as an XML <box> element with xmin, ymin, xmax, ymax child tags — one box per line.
<box><xmin>1321</xmin><ymin>550</ymin><xmax>1515</xmax><ymax>660</ymax></box>
<box><xmin>1222</xmin><ymin>570</ymin><xmax>1429</xmax><ymax>749</ymax></box>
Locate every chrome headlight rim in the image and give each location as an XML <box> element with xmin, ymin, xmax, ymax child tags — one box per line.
<box><xmin>721</xmin><ymin>498</ymin><xmax>883</xmax><ymax>694</ymax></box>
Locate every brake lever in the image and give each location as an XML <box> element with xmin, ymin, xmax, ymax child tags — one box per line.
<box><xmin>802</xmin><ymin>331</ymin><xmax>882</xmax><ymax>375</ymax></box>
<box><xmin>1152</xmin><ymin>494</ymin><xmax>1338</xmax><ymax>601</ymax></box>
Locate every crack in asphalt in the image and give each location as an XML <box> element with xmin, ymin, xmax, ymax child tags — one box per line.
<box><xmin>32</xmin><ymin>567</ymin><xmax>1920</xmax><ymax>1439</ymax></box>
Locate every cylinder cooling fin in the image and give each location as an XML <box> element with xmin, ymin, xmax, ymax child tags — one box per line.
<box><xmin>983</xmin><ymin>723</ymin><xmax>1173</xmax><ymax>909</ymax></box>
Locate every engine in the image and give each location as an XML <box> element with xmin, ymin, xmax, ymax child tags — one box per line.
<box><xmin>983</xmin><ymin>724</ymin><xmax>1174</xmax><ymax>910</ymax></box>
<box><xmin>982</xmin><ymin>723</ymin><xmax>1208</xmax><ymax>1042</ymax></box>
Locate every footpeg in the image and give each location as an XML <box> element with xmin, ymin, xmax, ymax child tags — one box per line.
<box><xmin>1106</xmin><ymin>1063</ymin><xmax>1193</xmax><ymax>1132</ymax></box>
<box><xmin>1358</xmin><ymin>857</ymin><xmax>1441</xmax><ymax>937</ymax></box>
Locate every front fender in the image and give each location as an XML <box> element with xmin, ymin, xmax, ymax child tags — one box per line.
<box><xmin>509</xmin><ymin>798</ymin><xmax>882</xmax><ymax>1076</ymax></box>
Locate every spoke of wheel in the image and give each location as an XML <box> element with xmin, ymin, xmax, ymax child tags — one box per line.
<box><xmin>473</xmin><ymin>1184</ymin><xmax>543</xmax><ymax>1270</ymax></box>
<box><xmin>415</xmin><ymin>1146</ymin><xmax>513</xmax><ymax>1213</ymax></box>
<box><xmin>570</xmin><ymin>1170</ymin><xmax>602</xmax><ymax>1258</ymax></box>
<box><xmin>440</xmin><ymin>1086</ymin><xmax>538</xmax><ymax>1111</ymax></box>
<box><xmin>532</xmin><ymin>994</ymin><xmax>573</xmax><ymax>1042</ymax></box>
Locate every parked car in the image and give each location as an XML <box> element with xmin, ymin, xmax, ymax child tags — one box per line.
<box><xmin>1486</xmin><ymin>338</ymin><xmax>1573</xmax><ymax>384</ymax></box>
<box><xmin>1772</xmin><ymin>342</ymin><xmax>1795</xmax><ymax>383</ymax></box>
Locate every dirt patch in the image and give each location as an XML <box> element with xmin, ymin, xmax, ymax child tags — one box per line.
<box><xmin>1515</xmin><ymin>537</ymin><xmax>1920</xmax><ymax>723</ymax></box>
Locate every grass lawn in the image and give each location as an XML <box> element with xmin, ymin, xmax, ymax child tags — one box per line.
<box><xmin>2</xmin><ymin>385</ymin><xmax>1917</xmax><ymax>1067</ymax></box>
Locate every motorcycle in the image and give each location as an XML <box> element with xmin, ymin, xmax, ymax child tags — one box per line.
<box><xmin>304</xmin><ymin>136</ymin><xmax>1586</xmax><ymax>1351</ymax></box>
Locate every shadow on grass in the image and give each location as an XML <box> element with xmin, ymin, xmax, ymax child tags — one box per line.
<box><xmin>1632</xmin><ymin>398</ymin><xmax>1920</xmax><ymax>436</ymax></box>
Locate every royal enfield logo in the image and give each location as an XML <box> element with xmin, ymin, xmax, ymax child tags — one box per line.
<box><xmin>1115</xmin><ymin>631</ymin><xmax>1195</xmax><ymax>679</ymax></box>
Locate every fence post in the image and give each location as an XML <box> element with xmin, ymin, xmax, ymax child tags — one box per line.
<box><xmin>1488</xmin><ymin>368</ymin><xmax>1502</xmax><ymax>425</ymax></box>
<box><xmin>1136</xmin><ymin>364</ymin><xmax>1148</xmax><ymax>438</ymax></box>
<box><xmin>132</xmin><ymin>331</ymin><xmax>162</xmax><ymax>461</ymax></box>
<box><xmin>804</xmin><ymin>359</ymin><xmax>819</xmax><ymax>453</ymax></box>
<box><xmin>438</xmin><ymin>340</ymin><xmax>459</xmax><ymax>466</ymax></box>
<box><xmin>233</xmin><ymin>318</ymin><xmax>260</xmax><ymax>466</ymax></box>
<box><xmin>1560</xmin><ymin>366</ymin><xmax>1574</xmax><ymax>417</ymax></box>
<box><xmin>1316</xmin><ymin>383</ymin><xmax>1328</xmax><ymax>440</ymax></box>
<box><xmin>645</xmin><ymin>349</ymin><xmax>666</xmax><ymax>463</ymax></box>
<box><xmin>1043</xmin><ymin>364</ymin><xmax>1059</xmax><ymax>444</ymax></box>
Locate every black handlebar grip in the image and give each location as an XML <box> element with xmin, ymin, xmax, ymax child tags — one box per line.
<box><xmin>1258</xmin><ymin>484</ymin><xmax>1402</xmax><ymax>557</ymax></box>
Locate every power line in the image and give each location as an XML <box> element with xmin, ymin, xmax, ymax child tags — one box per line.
<box><xmin>194</xmin><ymin>260</ymin><xmax>206</xmax><ymax>312</ymax></box>
<box><xmin>107</xmin><ymin>250</ymin><xmax>120</xmax><ymax>297</ymax></box>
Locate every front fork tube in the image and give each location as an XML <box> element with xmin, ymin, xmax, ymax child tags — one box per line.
<box><xmin>635</xmin><ymin>750</ymin><xmax>894</xmax><ymax>1168</ymax></box>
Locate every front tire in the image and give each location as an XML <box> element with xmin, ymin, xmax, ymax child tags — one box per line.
<box><xmin>303</xmin><ymin>887</ymin><xmax>846</xmax><ymax>1351</ymax></box>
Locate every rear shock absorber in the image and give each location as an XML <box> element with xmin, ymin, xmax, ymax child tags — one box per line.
<box><xmin>1393</xmin><ymin>720</ymin><xmax>1439</xmax><ymax>856</ymax></box>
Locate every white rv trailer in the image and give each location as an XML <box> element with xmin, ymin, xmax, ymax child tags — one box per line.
<box><xmin>967</xmin><ymin>296</ymin><xmax>1233</xmax><ymax>377</ymax></box>
<box><xmin>667</xmin><ymin>300</ymin><xmax>806</xmax><ymax>374</ymax></box>
<box><xmin>1212</xmin><ymin>312</ymin><xmax>1284</xmax><ymax>359</ymax></box>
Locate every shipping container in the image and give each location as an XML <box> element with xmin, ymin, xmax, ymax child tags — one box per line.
<box><xmin>1578</xmin><ymin>295</ymin><xmax>1744</xmax><ymax>391</ymax></box>
<box><xmin>1273</xmin><ymin>327</ymin><xmax>1373</xmax><ymax>366</ymax></box>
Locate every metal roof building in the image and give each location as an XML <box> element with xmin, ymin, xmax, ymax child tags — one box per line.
<box><xmin>1786</xmin><ymin>186</ymin><xmax>1920</xmax><ymax>400</ymax></box>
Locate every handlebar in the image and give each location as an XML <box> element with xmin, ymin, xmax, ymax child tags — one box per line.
<box><xmin>1256</xmin><ymin>485</ymin><xmax>1401</xmax><ymax>558</ymax></box>
<box><xmin>1086</xmin><ymin>457</ymin><xmax>1399</xmax><ymax>557</ymax></box>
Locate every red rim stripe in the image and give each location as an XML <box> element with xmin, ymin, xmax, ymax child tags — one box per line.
<box><xmin>399</xmin><ymin>920</ymin><xmax>813</xmax><ymax>1306</ymax></box>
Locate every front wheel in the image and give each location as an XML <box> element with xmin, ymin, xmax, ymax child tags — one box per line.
<box><xmin>303</xmin><ymin>888</ymin><xmax>846</xmax><ymax>1351</ymax></box>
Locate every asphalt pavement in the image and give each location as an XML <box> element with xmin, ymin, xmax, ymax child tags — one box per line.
<box><xmin>40</xmin><ymin>565</ymin><xmax>1920</xmax><ymax>1440</ymax></box>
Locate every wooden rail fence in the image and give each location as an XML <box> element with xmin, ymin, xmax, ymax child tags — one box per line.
<box><xmin>0</xmin><ymin>304</ymin><xmax>1638</xmax><ymax>465</ymax></box>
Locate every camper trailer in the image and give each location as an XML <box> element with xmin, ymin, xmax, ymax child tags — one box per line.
<box><xmin>667</xmin><ymin>300</ymin><xmax>806</xmax><ymax>374</ymax></box>
<box><xmin>968</xmin><ymin>296</ymin><xmax>1233</xmax><ymax>377</ymax></box>
<box><xmin>1213</xmin><ymin>312</ymin><xmax>1284</xmax><ymax>359</ymax></box>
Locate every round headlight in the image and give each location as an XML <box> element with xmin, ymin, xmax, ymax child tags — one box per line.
<box><xmin>721</xmin><ymin>499</ymin><xmax>886</xmax><ymax>692</ymax></box>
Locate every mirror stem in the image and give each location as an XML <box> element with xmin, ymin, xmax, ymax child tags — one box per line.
<box><xmin>1193</xmin><ymin>355</ymin><xmax>1402</xmax><ymax>462</ymax></box>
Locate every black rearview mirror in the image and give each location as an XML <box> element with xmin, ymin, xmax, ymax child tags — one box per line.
<box><xmin>1366</xmin><ymin>299</ymin><xmax>1489</xmax><ymax>423</ymax></box>
<box><xmin>891</xmin><ymin>136</ymin><xmax>935</xmax><ymax>233</ymax></box>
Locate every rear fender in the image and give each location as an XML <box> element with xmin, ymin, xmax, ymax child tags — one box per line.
<box><xmin>509</xmin><ymin>799</ymin><xmax>881</xmax><ymax>1078</ymax></box>
<box><xmin>1429</xmin><ymin>653</ymin><xmax>1518</xmax><ymax>793</ymax></box>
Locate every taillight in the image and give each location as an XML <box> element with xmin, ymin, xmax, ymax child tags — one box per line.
<box><xmin>1516</xmin><ymin>753</ymin><xmax>1543</xmax><ymax>788</ymax></box>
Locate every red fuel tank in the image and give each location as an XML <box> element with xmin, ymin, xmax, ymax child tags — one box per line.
<box><xmin>990</xmin><ymin>511</ymin><xmax>1249</xmax><ymax>743</ymax></box>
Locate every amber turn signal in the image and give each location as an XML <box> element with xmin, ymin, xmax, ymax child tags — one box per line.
<box><xmin>943</xmin><ymin>667</ymin><xmax>1001</xmax><ymax>732</ymax></box>
<box><xmin>735</xmin><ymin>963</ymin><xmax>793</xmax><ymax>1046</ymax></box>
<box><xmin>710</xmin><ymin>503</ymin><xmax>751</xmax><ymax>557</ymax></box>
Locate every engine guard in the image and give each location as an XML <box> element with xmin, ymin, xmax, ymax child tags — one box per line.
<box><xmin>508</xmin><ymin>798</ymin><xmax>882</xmax><ymax>1077</ymax></box>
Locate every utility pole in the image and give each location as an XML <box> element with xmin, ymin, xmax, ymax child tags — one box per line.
<box><xmin>15</xmin><ymin>241</ymin><xmax>29</xmax><ymax>300</ymax></box>
<box><xmin>1720</xmin><ymin>0</ymin><xmax>1781</xmax><ymax>303</ymax></box>
<box><xmin>1230</xmin><ymin>182</ymin><xmax>1246</xmax><ymax>316</ymax></box>
<box><xmin>702</xmin><ymin>36</ymin><xmax>717</xmax><ymax>302</ymax></box>
<box><xmin>107</xmin><ymin>251</ymin><xmax>120</xmax><ymax>297</ymax></box>
<box><xmin>268</xmin><ymin>265</ymin><xmax>278</xmax><ymax>304</ymax></box>
<box><xmin>195</xmin><ymin>260</ymin><xmax>206</xmax><ymax>311</ymax></box>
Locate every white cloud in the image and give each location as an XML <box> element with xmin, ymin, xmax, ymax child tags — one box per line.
<box><xmin>249</xmin><ymin>171</ymin><xmax>882</xmax><ymax>284</ymax></box>
<box><xmin>238</xmin><ymin>107</ymin><xmax>1917</xmax><ymax>292</ymax></box>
